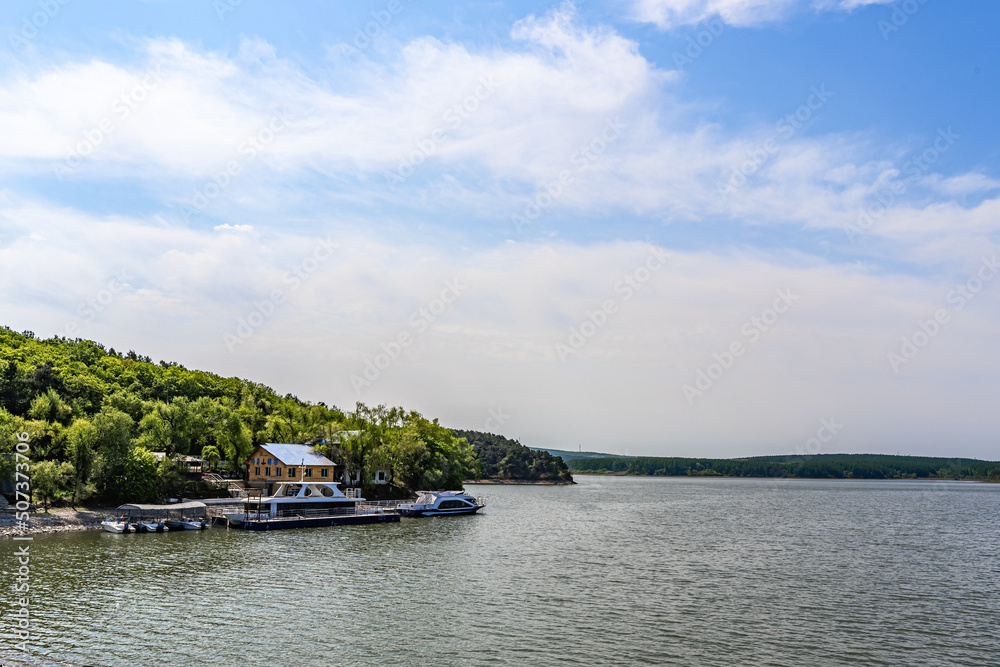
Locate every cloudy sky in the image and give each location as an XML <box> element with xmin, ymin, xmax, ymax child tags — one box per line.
<box><xmin>1</xmin><ymin>0</ymin><xmax>998</xmax><ymax>458</ymax></box>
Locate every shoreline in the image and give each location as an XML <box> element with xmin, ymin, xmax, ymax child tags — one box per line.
<box><xmin>466</xmin><ymin>479</ymin><xmax>575</xmax><ymax>485</ymax></box>
<box><xmin>0</xmin><ymin>508</ymin><xmax>110</xmax><ymax>538</ymax></box>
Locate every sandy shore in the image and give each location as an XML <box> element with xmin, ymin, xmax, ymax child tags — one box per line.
<box><xmin>0</xmin><ymin>508</ymin><xmax>110</xmax><ymax>538</ymax></box>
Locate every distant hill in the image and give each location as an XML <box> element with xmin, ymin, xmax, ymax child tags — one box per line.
<box><xmin>528</xmin><ymin>447</ymin><xmax>629</xmax><ymax>462</ymax></box>
<box><xmin>567</xmin><ymin>453</ymin><xmax>1000</xmax><ymax>480</ymax></box>
<box><xmin>455</xmin><ymin>431</ymin><xmax>574</xmax><ymax>483</ymax></box>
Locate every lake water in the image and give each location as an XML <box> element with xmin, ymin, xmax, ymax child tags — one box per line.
<box><xmin>2</xmin><ymin>476</ymin><xmax>1000</xmax><ymax>666</ymax></box>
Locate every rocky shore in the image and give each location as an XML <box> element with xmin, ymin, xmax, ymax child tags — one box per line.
<box><xmin>0</xmin><ymin>508</ymin><xmax>109</xmax><ymax>538</ymax></box>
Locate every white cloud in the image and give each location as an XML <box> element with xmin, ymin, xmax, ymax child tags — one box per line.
<box><xmin>632</xmin><ymin>0</ymin><xmax>894</xmax><ymax>29</ymax></box>
<box><xmin>1</xmin><ymin>198</ymin><xmax>998</xmax><ymax>457</ymax></box>
<box><xmin>0</xmin><ymin>3</ymin><xmax>989</xmax><ymax>262</ymax></box>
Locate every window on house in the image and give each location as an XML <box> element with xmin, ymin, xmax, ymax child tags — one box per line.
<box><xmin>320</xmin><ymin>468</ymin><xmax>328</xmax><ymax>478</ymax></box>
<box><xmin>288</xmin><ymin>468</ymin><xmax>296</xmax><ymax>478</ymax></box>
<box><xmin>304</xmin><ymin>468</ymin><xmax>312</xmax><ymax>478</ymax></box>
<box><xmin>275</xmin><ymin>467</ymin><xmax>282</xmax><ymax>477</ymax></box>
<box><xmin>377</xmin><ymin>471</ymin><xmax>386</xmax><ymax>482</ymax></box>
<box><xmin>265</xmin><ymin>467</ymin><xmax>271</xmax><ymax>477</ymax></box>
<box><xmin>255</xmin><ymin>467</ymin><xmax>260</xmax><ymax>476</ymax></box>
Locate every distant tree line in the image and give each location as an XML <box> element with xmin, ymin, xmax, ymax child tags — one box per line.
<box><xmin>453</xmin><ymin>429</ymin><xmax>573</xmax><ymax>483</ymax></box>
<box><xmin>569</xmin><ymin>453</ymin><xmax>1000</xmax><ymax>480</ymax></box>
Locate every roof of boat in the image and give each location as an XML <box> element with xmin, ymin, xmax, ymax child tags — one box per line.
<box><xmin>118</xmin><ymin>501</ymin><xmax>207</xmax><ymax>510</ymax></box>
<box><xmin>416</xmin><ymin>490</ymin><xmax>470</xmax><ymax>497</ymax></box>
<box><xmin>257</xmin><ymin>443</ymin><xmax>335</xmax><ymax>466</ymax></box>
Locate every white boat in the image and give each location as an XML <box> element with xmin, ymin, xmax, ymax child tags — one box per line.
<box><xmin>179</xmin><ymin>519</ymin><xmax>208</xmax><ymax>530</ymax></box>
<box><xmin>138</xmin><ymin>520</ymin><xmax>167</xmax><ymax>533</ymax></box>
<box><xmin>397</xmin><ymin>491</ymin><xmax>484</xmax><ymax>517</ymax></box>
<box><xmin>224</xmin><ymin>481</ymin><xmax>363</xmax><ymax>527</ymax></box>
<box><xmin>102</xmin><ymin>518</ymin><xmax>135</xmax><ymax>533</ymax></box>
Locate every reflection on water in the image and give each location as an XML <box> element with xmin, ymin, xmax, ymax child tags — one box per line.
<box><xmin>2</xmin><ymin>477</ymin><xmax>1000</xmax><ymax>666</ymax></box>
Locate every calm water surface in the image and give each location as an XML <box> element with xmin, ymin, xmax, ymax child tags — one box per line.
<box><xmin>2</xmin><ymin>476</ymin><xmax>1000</xmax><ymax>666</ymax></box>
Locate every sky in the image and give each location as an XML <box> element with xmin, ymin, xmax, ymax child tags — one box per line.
<box><xmin>1</xmin><ymin>0</ymin><xmax>998</xmax><ymax>459</ymax></box>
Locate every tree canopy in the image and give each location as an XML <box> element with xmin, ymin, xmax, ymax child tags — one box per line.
<box><xmin>454</xmin><ymin>429</ymin><xmax>573</xmax><ymax>483</ymax></box>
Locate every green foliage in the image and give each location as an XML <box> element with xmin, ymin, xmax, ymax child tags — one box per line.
<box><xmin>454</xmin><ymin>430</ymin><xmax>573</xmax><ymax>482</ymax></box>
<box><xmin>65</xmin><ymin>418</ymin><xmax>98</xmax><ymax>506</ymax></box>
<box><xmin>30</xmin><ymin>460</ymin><xmax>75</xmax><ymax>511</ymax></box>
<box><xmin>201</xmin><ymin>444</ymin><xmax>222</xmax><ymax>471</ymax></box>
<box><xmin>99</xmin><ymin>447</ymin><xmax>161</xmax><ymax>504</ymax></box>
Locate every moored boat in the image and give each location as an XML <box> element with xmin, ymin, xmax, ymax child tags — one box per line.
<box><xmin>397</xmin><ymin>490</ymin><xmax>484</xmax><ymax>517</ymax></box>
<box><xmin>229</xmin><ymin>481</ymin><xmax>400</xmax><ymax>530</ymax></box>
<box><xmin>137</xmin><ymin>520</ymin><xmax>167</xmax><ymax>533</ymax></box>
<box><xmin>102</xmin><ymin>517</ymin><xmax>135</xmax><ymax>533</ymax></box>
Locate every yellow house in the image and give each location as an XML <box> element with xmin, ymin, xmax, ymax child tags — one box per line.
<box><xmin>246</xmin><ymin>443</ymin><xmax>337</xmax><ymax>494</ymax></box>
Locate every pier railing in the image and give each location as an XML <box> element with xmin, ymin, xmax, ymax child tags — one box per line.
<box><xmin>266</xmin><ymin>505</ymin><xmax>400</xmax><ymax>520</ymax></box>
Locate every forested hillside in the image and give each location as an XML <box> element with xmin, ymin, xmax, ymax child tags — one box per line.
<box><xmin>0</xmin><ymin>327</ymin><xmax>478</xmax><ymax>505</ymax></box>
<box><xmin>569</xmin><ymin>453</ymin><xmax>1000</xmax><ymax>480</ymax></box>
<box><xmin>454</xmin><ymin>429</ymin><xmax>573</xmax><ymax>483</ymax></box>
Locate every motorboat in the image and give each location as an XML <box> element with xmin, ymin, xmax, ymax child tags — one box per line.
<box><xmin>163</xmin><ymin>519</ymin><xmax>184</xmax><ymax>531</ymax></box>
<box><xmin>397</xmin><ymin>490</ymin><xmax>484</xmax><ymax>517</ymax></box>
<box><xmin>137</xmin><ymin>520</ymin><xmax>167</xmax><ymax>533</ymax></box>
<box><xmin>102</xmin><ymin>517</ymin><xmax>135</xmax><ymax>533</ymax></box>
<box><xmin>180</xmin><ymin>519</ymin><xmax>208</xmax><ymax>530</ymax></box>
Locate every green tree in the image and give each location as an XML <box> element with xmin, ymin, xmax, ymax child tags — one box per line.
<box><xmin>201</xmin><ymin>444</ymin><xmax>221</xmax><ymax>472</ymax></box>
<box><xmin>65</xmin><ymin>418</ymin><xmax>98</xmax><ymax>507</ymax></box>
<box><xmin>28</xmin><ymin>388</ymin><xmax>74</xmax><ymax>425</ymax></box>
<box><xmin>31</xmin><ymin>460</ymin><xmax>75</xmax><ymax>511</ymax></box>
<box><xmin>120</xmin><ymin>447</ymin><xmax>161</xmax><ymax>503</ymax></box>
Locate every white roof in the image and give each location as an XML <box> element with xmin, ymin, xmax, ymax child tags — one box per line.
<box><xmin>118</xmin><ymin>501</ymin><xmax>207</xmax><ymax>511</ymax></box>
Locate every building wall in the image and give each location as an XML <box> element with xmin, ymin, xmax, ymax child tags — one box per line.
<box><xmin>245</xmin><ymin>447</ymin><xmax>335</xmax><ymax>488</ymax></box>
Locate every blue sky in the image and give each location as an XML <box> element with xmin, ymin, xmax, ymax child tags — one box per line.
<box><xmin>1</xmin><ymin>0</ymin><xmax>998</xmax><ymax>458</ymax></box>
